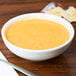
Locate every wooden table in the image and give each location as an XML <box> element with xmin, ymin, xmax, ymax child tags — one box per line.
<box><xmin>0</xmin><ymin>0</ymin><xmax>76</xmax><ymax>76</ymax></box>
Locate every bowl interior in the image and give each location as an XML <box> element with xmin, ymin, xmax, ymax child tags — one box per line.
<box><xmin>1</xmin><ymin>13</ymin><xmax>75</xmax><ymax>52</ymax></box>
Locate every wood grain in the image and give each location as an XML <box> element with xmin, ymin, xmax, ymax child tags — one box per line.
<box><xmin>0</xmin><ymin>0</ymin><xmax>76</xmax><ymax>76</ymax></box>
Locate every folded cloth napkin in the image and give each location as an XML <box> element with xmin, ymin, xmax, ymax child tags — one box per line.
<box><xmin>0</xmin><ymin>51</ymin><xmax>19</xmax><ymax>76</ymax></box>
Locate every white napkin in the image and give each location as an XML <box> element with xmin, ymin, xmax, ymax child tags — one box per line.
<box><xmin>0</xmin><ymin>51</ymin><xmax>19</xmax><ymax>76</ymax></box>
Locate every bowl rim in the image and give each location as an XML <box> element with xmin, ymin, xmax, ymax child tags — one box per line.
<box><xmin>1</xmin><ymin>13</ymin><xmax>75</xmax><ymax>53</ymax></box>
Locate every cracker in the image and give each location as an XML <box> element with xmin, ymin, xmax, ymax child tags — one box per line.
<box><xmin>61</xmin><ymin>6</ymin><xmax>76</xmax><ymax>22</ymax></box>
<box><xmin>45</xmin><ymin>7</ymin><xmax>65</xmax><ymax>16</ymax></box>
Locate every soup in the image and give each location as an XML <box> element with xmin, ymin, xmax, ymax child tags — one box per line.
<box><xmin>5</xmin><ymin>19</ymin><xmax>70</xmax><ymax>50</ymax></box>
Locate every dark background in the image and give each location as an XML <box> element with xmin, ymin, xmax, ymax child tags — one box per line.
<box><xmin>0</xmin><ymin>0</ymin><xmax>76</xmax><ymax>76</ymax></box>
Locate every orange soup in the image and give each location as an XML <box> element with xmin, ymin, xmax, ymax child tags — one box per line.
<box><xmin>5</xmin><ymin>19</ymin><xmax>70</xmax><ymax>50</ymax></box>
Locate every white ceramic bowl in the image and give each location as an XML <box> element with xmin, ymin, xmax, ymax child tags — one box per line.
<box><xmin>1</xmin><ymin>13</ymin><xmax>75</xmax><ymax>61</ymax></box>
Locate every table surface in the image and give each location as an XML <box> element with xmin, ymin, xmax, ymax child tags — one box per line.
<box><xmin>0</xmin><ymin>0</ymin><xmax>76</xmax><ymax>76</ymax></box>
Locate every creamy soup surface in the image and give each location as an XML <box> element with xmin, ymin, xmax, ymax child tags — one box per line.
<box><xmin>5</xmin><ymin>19</ymin><xmax>70</xmax><ymax>50</ymax></box>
